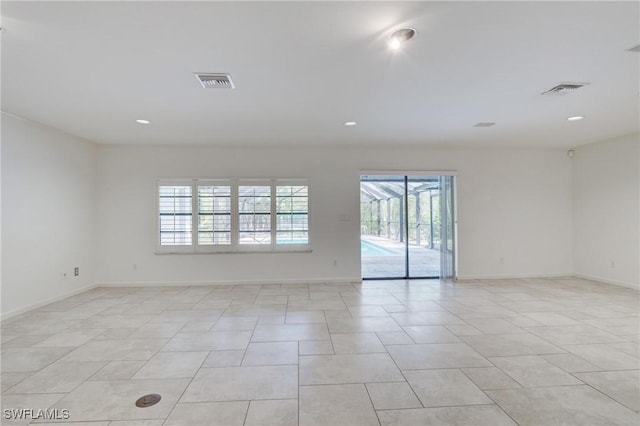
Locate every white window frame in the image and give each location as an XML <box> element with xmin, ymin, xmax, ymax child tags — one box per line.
<box><xmin>156</xmin><ymin>179</ymin><xmax>196</xmax><ymax>253</ymax></box>
<box><xmin>195</xmin><ymin>179</ymin><xmax>234</xmax><ymax>253</ymax></box>
<box><xmin>236</xmin><ymin>179</ymin><xmax>275</xmax><ymax>252</ymax></box>
<box><xmin>273</xmin><ymin>179</ymin><xmax>311</xmax><ymax>252</ymax></box>
<box><xmin>156</xmin><ymin>178</ymin><xmax>310</xmax><ymax>254</ymax></box>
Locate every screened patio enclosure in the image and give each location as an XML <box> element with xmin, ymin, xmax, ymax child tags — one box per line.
<box><xmin>360</xmin><ymin>175</ymin><xmax>455</xmax><ymax>279</ymax></box>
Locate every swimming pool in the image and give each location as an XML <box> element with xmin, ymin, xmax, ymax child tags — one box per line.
<box><xmin>361</xmin><ymin>239</ymin><xmax>396</xmax><ymax>255</ymax></box>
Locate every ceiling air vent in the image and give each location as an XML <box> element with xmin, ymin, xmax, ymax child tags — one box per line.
<box><xmin>195</xmin><ymin>73</ymin><xmax>235</xmax><ymax>89</ymax></box>
<box><xmin>474</xmin><ymin>122</ymin><xmax>495</xmax><ymax>128</ymax></box>
<box><xmin>541</xmin><ymin>82</ymin><xmax>588</xmax><ymax>96</ymax></box>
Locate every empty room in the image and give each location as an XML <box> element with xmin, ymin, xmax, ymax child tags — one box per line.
<box><xmin>1</xmin><ymin>1</ymin><xmax>639</xmax><ymax>425</ymax></box>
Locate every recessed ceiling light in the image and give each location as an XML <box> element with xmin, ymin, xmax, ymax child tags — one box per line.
<box><xmin>388</xmin><ymin>28</ymin><xmax>416</xmax><ymax>50</ymax></box>
<box><xmin>567</xmin><ymin>116</ymin><xmax>584</xmax><ymax>121</ymax></box>
<box><xmin>344</xmin><ymin>121</ymin><xmax>357</xmax><ymax>127</ymax></box>
<box><xmin>136</xmin><ymin>119</ymin><xmax>150</xmax><ymax>124</ymax></box>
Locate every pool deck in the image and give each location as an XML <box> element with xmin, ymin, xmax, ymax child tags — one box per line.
<box><xmin>361</xmin><ymin>235</ymin><xmax>440</xmax><ymax>278</ymax></box>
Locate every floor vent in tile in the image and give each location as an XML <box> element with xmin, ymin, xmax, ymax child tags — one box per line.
<box><xmin>135</xmin><ymin>394</ymin><xmax>161</xmax><ymax>408</ymax></box>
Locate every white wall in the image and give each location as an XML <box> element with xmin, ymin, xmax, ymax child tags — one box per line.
<box><xmin>573</xmin><ymin>133</ymin><xmax>640</xmax><ymax>289</ymax></box>
<box><xmin>1</xmin><ymin>114</ymin><xmax>98</xmax><ymax>318</ymax></box>
<box><xmin>95</xmin><ymin>145</ymin><xmax>573</xmax><ymax>285</ymax></box>
<box><xmin>5</xmin><ymin>113</ymin><xmax>637</xmax><ymax>316</ymax></box>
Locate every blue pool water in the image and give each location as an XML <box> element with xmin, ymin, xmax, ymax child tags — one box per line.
<box><xmin>361</xmin><ymin>239</ymin><xmax>395</xmax><ymax>255</ymax></box>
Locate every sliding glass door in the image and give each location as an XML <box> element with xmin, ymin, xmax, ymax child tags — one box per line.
<box><xmin>360</xmin><ymin>176</ymin><xmax>406</xmax><ymax>278</ymax></box>
<box><xmin>361</xmin><ymin>174</ymin><xmax>455</xmax><ymax>280</ymax></box>
<box><xmin>407</xmin><ymin>176</ymin><xmax>441</xmax><ymax>278</ymax></box>
<box><xmin>439</xmin><ymin>175</ymin><xmax>456</xmax><ymax>280</ymax></box>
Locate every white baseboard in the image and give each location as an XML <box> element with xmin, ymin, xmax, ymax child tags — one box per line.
<box><xmin>457</xmin><ymin>273</ymin><xmax>573</xmax><ymax>281</ymax></box>
<box><xmin>1</xmin><ymin>283</ymin><xmax>98</xmax><ymax>322</ymax></box>
<box><xmin>96</xmin><ymin>277</ymin><xmax>363</xmax><ymax>288</ymax></box>
<box><xmin>573</xmin><ymin>273</ymin><xmax>639</xmax><ymax>291</ymax></box>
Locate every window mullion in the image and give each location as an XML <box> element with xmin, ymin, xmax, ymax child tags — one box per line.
<box><xmin>270</xmin><ymin>179</ymin><xmax>277</xmax><ymax>249</ymax></box>
<box><xmin>231</xmin><ymin>179</ymin><xmax>239</xmax><ymax>249</ymax></box>
<box><xmin>192</xmin><ymin>179</ymin><xmax>198</xmax><ymax>251</ymax></box>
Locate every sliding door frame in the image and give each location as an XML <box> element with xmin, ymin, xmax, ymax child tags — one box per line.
<box><xmin>360</xmin><ymin>171</ymin><xmax>457</xmax><ymax>281</ymax></box>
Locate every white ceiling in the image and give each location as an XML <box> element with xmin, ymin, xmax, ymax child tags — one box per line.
<box><xmin>2</xmin><ymin>1</ymin><xmax>639</xmax><ymax>148</ymax></box>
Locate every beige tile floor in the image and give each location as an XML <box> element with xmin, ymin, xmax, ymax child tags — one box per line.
<box><xmin>1</xmin><ymin>277</ymin><xmax>639</xmax><ymax>425</ymax></box>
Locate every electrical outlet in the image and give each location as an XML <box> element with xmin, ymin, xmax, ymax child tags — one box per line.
<box><xmin>74</xmin><ymin>267</ymin><xmax>79</xmax><ymax>276</ymax></box>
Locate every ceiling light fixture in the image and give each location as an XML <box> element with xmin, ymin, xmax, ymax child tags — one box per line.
<box><xmin>388</xmin><ymin>28</ymin><xmax>416</xmax><ymax>50</ymax></box>
<box><xmin>567</xmin><ymin>116</ymin><xmax>584</xmax><ymax>121</ymax></box>
<box><xmin>136</xmin><ymin>119</ymin><xmax>150</xmax><ymax>124</ymax></box>
<box><xmin>541</xmin><ymin>83</ymin><xmax>588</xmax><ymax>96</ymax></box>
<box><xmin>344</xmin><ymin>121</ymin><xmax>357</xmax><ymax>127</ymax></box>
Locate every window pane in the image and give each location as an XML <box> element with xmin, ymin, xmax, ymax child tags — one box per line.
<box><xmin>214</xmin><ymin>232</ymin><xmax>231</xmax><ymax>245</ymax></box>
<box><xmin>199</xmin><ymin>215</ymin><xmax>213</xmax><ymax>232</ymax></box>
<box><xmin>198</xmin><ymin>185</ymin><xmax>231</xmax><ymax>245</ymax></box>
<box><xmin>276</xmin><ymin>215</ymin><xmax>292</xmax><ymax>230</ymax></box>
<box><xmin>159</xmin><ymin>185</ymin><xmax>192</xmax><ymax>246</ymax></box>
<box><xmin>198</xmin><ymin>232</ymin><xmax>214</xmax><ymax>245</ymax></box>
<box><xmin>214</xmin><ymin>197</ymin><xmax>231</xmax><ymax>211</ymax></box>
<box><xmin>291</xmin><ymin>215</ymin><xmax>308</xmax><ymax>230</ymax></box>
<box><xmin>238</xmin><ymin>186</ymin><xmax>272</xmax><ymax>245</ymax></box>
<box><xmin>213</xmin><ymin>215</ymin><xmax>231</xmax><ymax>229</ymax></box>
<box><xmin>239</xmin><ymin>232</ymin><xmax>271</xmax><ymax>245</ymax></box>
<box><xmin>277</xmin><ymin>231</ymin><xmax>309</xmax><ymax>244</ymax></box>
<box><xmin>276</xmin><ymin>185</ymin><xmax>308</xmax><ymax>244</ymax></box>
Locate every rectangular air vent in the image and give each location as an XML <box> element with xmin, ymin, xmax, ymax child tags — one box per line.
<box><xmin>541</xmin><ymin>82</ymin><xmax>588</xmax><ymax>96</ymax></box>
<box><xmin>195</xmin><ymin>73</ymin><xmax>235</xmax><ymax>89</ymax></box>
